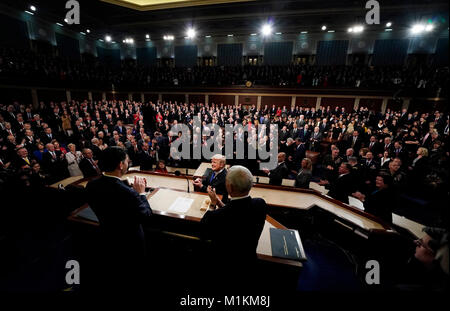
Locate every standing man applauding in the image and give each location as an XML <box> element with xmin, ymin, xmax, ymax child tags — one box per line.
<box><xmin>86</xmin><ymin>146</ymin><xmax>152</xmax><ymax>291</ymax></box>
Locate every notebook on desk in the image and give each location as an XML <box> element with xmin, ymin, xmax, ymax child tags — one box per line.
<box><xmin>270</xmin><ymin>228</ymin><xmax>306</xmax><ymax>261</ymax></box>
<box><xmin>77</xmin><ymin>206</ymin><xmax>99</xmax><ymax>223</ymax></box>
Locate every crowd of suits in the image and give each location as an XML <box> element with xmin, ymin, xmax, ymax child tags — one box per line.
<box><xmin>1</xmin><ymin>100</ymin><xmax>449</xmax><ymax>208</ymax></box>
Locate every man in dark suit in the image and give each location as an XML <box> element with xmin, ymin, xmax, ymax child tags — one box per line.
<box><xmin>42</xmin><ymin>143</ymin><xmax>68</xmax><ymax>183</ymax></box>
<box><xmin>79</xmin><ymin>148</ymin><xmax>101</xmax><ymax>178</ymax></box>
<box><xmin>201</xmin><ymin>165</ymin><xmax>267</xmax><ymax>289</ymax></box>
<box><xmin>321</xmin><ymin>162</ymin><xmax>356</xmax><ymax>204</ymax></box>
<box><xmin>194</xmin><ymin>154</ymin><xmax>228</xmax><ymax>200</ymax></box>
<box><xmin>86</xmin><ymin>146</ymin><xmax>152</xmax><ymax>290</ymax></box>
<box><xmin>262</xmin><ymin>152</ymin><xmax>289</xmax><ymax>186</ymax></box>
<box><xmin>347</xmin><ymin>130</ymin><xmax>363</xmax><ymax>154</ymax></box>
<box><xmin>139</xmin><ymin>142</ymin><xmax>156</xmax><ymax>171</ymax></box>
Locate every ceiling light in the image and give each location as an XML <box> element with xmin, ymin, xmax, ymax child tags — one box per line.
<box><xmin>275</xmin><ymin>32</ymin><xmax>282</xmax><ymax>35</ymax></box>
<box><xmin>327</xmin><ymin>30</ymin><xmax>335</xmax><ymax>33</ymax></box>
<box><xmin>348</xmin><ymin>28</ymin><xmax>353</xmax><ymax>33</ymax></box>
<box><xmin>25</xmin><ymin>10</ymin><xmax>34</xmax><ymax>15</ymax></box>
<box><xmin>425</xmin><ymin>24</ymin><xmax>434</xmax><ymax>32</ymax></box>
<box><xmin>80</xmin><ymin>32</ymin><xmax>86</xmax><ymax>35</ymax></box>
<box><xmin>321</xmin><ymin>25</ymin><xmax>327</xmax><ymax>31</ymax></box>
<box><xmin>227</xmin><ymin>34</ymin><xmax>234</xmax><ymax>37</ymax></box>
<box><xmin>186</xmin><ymin>28</ymin><xmax>196</xmax><ymax>39</ymax></box>
<box><xmin>411</xmin><ymin>24</ymin><xmax>425</xmax><ymax>34</ymax></box>
<box><xmin>353</xmin><ymin>25</ymin><xmax>364</xmax><ymax>33</ymax></box>
<box><xmin>56</xmin><ymin>23</ymin><xmax>64</xmax><ymax>27</ymax></box>
<box><xmin>250</xmin><ymin>33</ymin><xmax>257</xmax><ymax>36</ymax></box>
<box><xmin>30</xmin><ymin>5</ymin><xmax>36</xmax><ymax>11</ymax></box>
<box><xmin>261</xmin><ymin>24</ymin><xmax>272</xmax><ymax>36</ymax></box>
<box><xmin>205</xmin><ymin>35</ymin><xmax>211</xmax><ymax>38</ymax></box>
<box><xmin>386</xmin><ymin>22</ymin><xmax>392</xmax><ymax>27</ymax></box>
<box><xmin>64</xmin><ymin>18</ymin><xmax>68</xmax><ymax>23</ymax></box>
<box><xmin>146</xmin><ymin>34</ymin><xmax>150</xmax><ymax>39</ymax></box>
<box><xmin>86</xmin><ymin>29</ymin><xmax>91</xmax><ymax>33</ymax></box>
<box><xmin>105</xmin><ymin>35</ymin><xmax>112</xmax><ymax>42</ymax></box>
<box><xmin>385</xmin><ymin>28</ymin><xmax>393</xmax><ymax>32</ymax></box>
<box><xmin>301</xmin><ymin>31</ymin><xmax>308</xmax><ymax>34</ymax></box>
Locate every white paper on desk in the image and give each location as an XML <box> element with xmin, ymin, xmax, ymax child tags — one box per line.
<box><xmin>168</xmin><ymin>197</ymin><xmax>194</xmax><ymax>213</ymax></box>
<box><xmin>348</xmin><ymin>196</ymin><xmax>365</xmax><ymax>211</ymax></box>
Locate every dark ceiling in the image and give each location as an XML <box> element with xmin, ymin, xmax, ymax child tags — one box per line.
<box><xmin>3</xmin><ymin>0</ymin><xmax>449</xmax><ymax>41</ymax></box>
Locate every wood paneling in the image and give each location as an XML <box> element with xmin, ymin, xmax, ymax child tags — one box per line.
<box><xmin>261</xmin><ymin>96</ymin><xmax>291</xmax><ymax>108</ymax></box>
<box><xmin>321</xmin><ymin>97</ymin><xmax>355</xmax><ymax>111</ymax></box>
<box><xmin>144</xmin><ymin>93</ymin><xmax>158</xmax><ymax>103</ymax></box>
<box><xmin>209</xmin><ymin>94</ymin><xmax>234</xmax><ymax>106</ymax></box>
<box><xmin>239</xmin><ymin>95</ymin><xmax>257</xmax><ymax>106</ymax></box>
<box><xmin>71</xmin><ymin>91</ymin><xmax>88</xmax><ymax>102</ymax></box>
<box><xmin>37</xmin><ymin>89</ymin><xmax>66</xmax><ymax>103</ymax></box>
<box><xmin>162</xmin><ymin>94</ymin><xmax>185</xmax><ymax>103</ymax></box>
<box><xmin>92</xmin><ymin>92</ymin><xmax>103</xmax><ymax>102</ymax></box>
<box><xmin>295</xmin><ymin>96</ymin><xmax>317</xmax><ymax>108</ymax></box>
<box><xmin>132</xmin><ymin>93</ymin><xmax>142</xmax><ymax>102</ymax></box>
<box><xmin>360</xmin><ymin>98</ymin><xmax>382</xmax><ymax>111</ymax></box>
<box><xmin>386</xmin><ymin>99</ymin><xmax>402</xmax><ymax>112</ymax></box>
<box><xmin>189</xmin><ymin>94</ymin><xmax>205</xmax><ymax>104</ymax></box>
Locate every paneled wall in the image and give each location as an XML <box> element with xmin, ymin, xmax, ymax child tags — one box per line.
<box><xmin>295</xmin><ymin>97</ymin><xmax>317</xmax><ymax>108</ymax></box>
<box><xmin>209</xmin><ymin>95</ymin><xmax>235</xmax><ymax>106</ymax></box>
<box><xmin>321</xmin><ymin>97</ymin><xmax>355</xmax><ymax>111</ymax></box>
<box><xmin>261</xmin><ymin>96</ymin><xmax>291</xmax><ymax>108</ymax></box>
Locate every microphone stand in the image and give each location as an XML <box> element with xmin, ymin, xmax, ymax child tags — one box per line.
<box><xmin>186</xmin><ymin>167</ymin><xmax>190</xmax><ymax>193</ymax></box>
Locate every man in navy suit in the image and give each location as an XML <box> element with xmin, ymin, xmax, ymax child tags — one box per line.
<box><xmin>193</xmin><ymin>154</ymin><xmax>228</xmax><ymax>200</ymax></box>
<box><xmin>86</xmin><ymin>146</ymin><xmax>152</xmax><ymax>290</ymax></box>
<box><xmin>202</xmin><ymin>165</ymin><xmax>267</xmax><ymax>289</ymax></box>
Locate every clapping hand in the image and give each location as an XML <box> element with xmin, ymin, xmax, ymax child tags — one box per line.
<box><xmin>193</xmin><ymin>177</ymin><xmax>202</xmax><ymax>187</ymax></box>
<box><xmin>133</xmin><ymin>176</ymin><xmax>147</xmax><ymax>194</ymax></box>
<box><xmin>207</xmin><ymin>186</ymin><xmax>218</xmax><ymax>206</ymax></box>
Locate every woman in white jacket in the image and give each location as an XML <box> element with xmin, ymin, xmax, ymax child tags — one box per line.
<box><xmin>66</xmin><ymin>143</ymin><xmax>83</xmax><ymax>176</ymax></box>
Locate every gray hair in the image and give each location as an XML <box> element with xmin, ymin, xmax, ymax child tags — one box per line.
<box><xmin>226</xmin><ymin>165</ymin><xmax>253</xmax><ymax>195</ymax></box>
<box><xmin>212</xmin><ymin>154</ymin><xmax>226</xmax><ymax>164</ymax></box>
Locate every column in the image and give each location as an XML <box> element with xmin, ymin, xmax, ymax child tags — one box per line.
<box><xmin>402</xmin><ymin>98</ymin><xmax>411</xmax><ymax>111</ymax></box>
<box><xmin>102</xmin><ymin>92</ymin><xmax>107</xmax><ymax>101</ymax></box>
<box><xmin>205</xmin><ymin>94</ymin><xmax>209</xmax><ymax>105</ymax></box>
<box><xmin>141</xmin><ymin>93</ymin><xmax>145</xmax><ymax>103</ymax></box>
<box><xmin>88</xmin><ymin>91</ymin><xmax>93</xmax><ymax>102</ymax></box>
<box><xmin>185</xmin><ymin>94</ymin><xmax>189</xmax><ymax>104</ymax></box>
<box><xmin>234</xmin><ymin>95</ymin><xmax>239</xmax><ymax>106</ymax></box>
<box><xmin>66</xmin><ymin>90</ymin><xmax>72</xmax><ymax>103</ymax></box>
<box><xmin>291</xmin><ymin>96</ymin><xmax>296</xmax><ymax>110</ymax></box>
<box><xmin>31</xmin><ymin>89</ymin><xmax>39</xmax><ymax>110</ymax></box>
<box><xmin>128</xmin><ymin>93</ymin><xmax>133</xmax><ymax>101</ymax></box>
<box><xmin>381</xmin><ymin>98</ymin><xmax>388</xmax><ymax>114</ymax></box>
<box><xmin>353</xmin><ymin>97</ymin><xmax>360</xmax><ymax>111</ymax></box>
<box><xmin>158</xmin><ymin>94</ymin><xmax>163</xmax><ymax>103</ymax></box>
<box><xmin>315</xmin><ymin>97</ymin><xmax>322</xmax><ymax>110</ymax></box>
<box><xmin>257</xmin><ymin>96</ymin><xmax>262</xmax><ymax>110</ymax></box>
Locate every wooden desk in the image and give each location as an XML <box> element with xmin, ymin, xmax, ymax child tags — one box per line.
<box><xmin>50</xmin><ymin>176</ymin><xmax>83</xmax><ymax>189</ymax></box>
<box><xmin>68</xmin><ymin>188</ymin><xmax>302</xmax><ymax>268</ymax></box>
<box><xmin>69</xmin><ymin>171</ymin><xmax>391</xmax><ymax>233</ymax></box>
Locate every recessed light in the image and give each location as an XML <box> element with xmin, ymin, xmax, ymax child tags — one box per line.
<box><xmin>227</xmin><ymin>34</ymin><xmax>234</xmax><ymax>37</ymax></box>
<box><xmin>30</xmin><ymin>5</ymin><xmax>36</xmax><ymax>12</ymax></box>
<box><xmin>205</xmin><ymin>35</ymin><xmax>211</xmax><ymax>38</ymax></box>
<box><xmin>327</xmin><ymin>30</ymin><xmax>335</xmax><ymax>33</ymax></box>
<box><xmin>321</xmin><ymin>25</ymin><xmax>327</xmax><ymax>31</ymax></box>
<box><xmin>301</xmin><ymin>31</ymin><xmax>308</xmax><ymax>34</ymax></box>
<box><xmin>386</xmin><ymin>22</ymin><xmax>392</xmax><ymax>27</ymax></box>
<box><xmin>25</xmin><ymin>10</ymin><xmax>34</xmax><ymax>15</ymax></box>
<box><xmin>56</xmin><ymin>23</ymin><xmax>64</xmax><ymax>27</ymax></box>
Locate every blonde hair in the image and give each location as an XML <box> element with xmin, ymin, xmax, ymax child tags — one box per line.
<box><xmin>418</xmin><ymin>147</ymin><xmax>428</xmax><ymax>157</ymax></box>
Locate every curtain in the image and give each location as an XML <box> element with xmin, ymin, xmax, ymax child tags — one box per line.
<box><xmin>0</xmin><ymin>14</ymin><xmax>29</xmax><ymax>48</ymax></box>
<box><xmin>175</xmin><ymin>45</ymin><xmax>197</xmax><ymax>67</ymax></box>
<box><xmin>316</xmin><ymin>40</ymin><xmax>349</xmax><ymax>65</ymax></box>
<box><xmin>136</xmin><ymin>47</ymin><xmax>157</xmax><ymax>66</ymax></box>
<box><xmin>56</xmin><ymin>32</ymin><xmax>80</xmax><ymax>60</ymax></box>
<box><xmin>217</xmin><ymin>43</ymin><xmax>243</xmax><ymax>66</ymax></box>
<box><xmin>372</xmin><ymin>39</ymin><xmax>409</xmax><ymax>66</ymax></box>
<box><xmin>264</xmin><ymin>41</ymin><xmax>293</xmax><ymax>65</ymax></box>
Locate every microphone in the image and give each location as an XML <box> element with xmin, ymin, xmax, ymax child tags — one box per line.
<box><xmin>175</xmin><ymin>170</ymin><xmax>190</xmax><ymax>193</ymax></box>
<box><xmin>186</xmin><ymin>167</ymin><xmax>190</xmax><ymax>193</ymax></box>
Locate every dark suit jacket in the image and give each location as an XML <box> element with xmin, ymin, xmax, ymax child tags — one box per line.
<box><xmin>86</xmin><ymin>175</ymin><xmax>152</xmax><ymax>286</ymax></box>
<box><xmin>364</xmin><ymin>188</ymin><xmax>394</xmax><ymax>224</ymax></box>
<box><xmin>201</xmin><ymin>196</ymin><xmax>267</xmax><ymax>265</ymax></box>
<box><xmin>295</xmin><ymin>169</ymin><xmax>312</xmax><ymax>188</ymax></box>
<box><xmin>139</xmin><ymin>150</ymin><xmax>155</xmax><ymax>171</ymax></box>
<box><xmin>327</xmin><ymin>173</ymin><xmax>356</xmax><ymax>204</ymax></box>
<box><xmin>79</xmin><ymin>157</ymin><xmax>101</xmax><ymax>178</ymax></box>
<box><xmin>201</xmin><ymin>169</ymin><xmax>228</xmax><ymax>200</ymax></box>
<box><xmin>268</xmin><ymin>162</ymin><xmax>289</xmax><ymax>186</ymax></box>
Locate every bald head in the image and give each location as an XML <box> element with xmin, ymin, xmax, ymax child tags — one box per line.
<box><xmin>226</xmin><ymin>165</ymin><xmax>253</xmax><ymax>197</ymax></box>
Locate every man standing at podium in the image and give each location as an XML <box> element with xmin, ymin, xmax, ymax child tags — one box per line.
<box><xmin>193</xmin><ymin>154</ymin><xmax>228</xmax><ymax>200</ymax></box>
<box><xmin>201</xmin><ymin>165</ymin><xmax>267</xmax><ymax>288</ymax></box>
<box><xmin>85</xmin><ymin>146</ymin><xmax>152</xmax><ymax>290</ymax></box>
